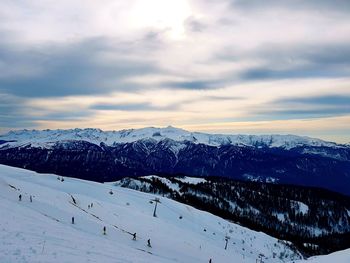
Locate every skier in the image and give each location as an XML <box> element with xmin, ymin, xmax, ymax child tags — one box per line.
<box><xmin>30</xmin><ymin>195</ymin><xmax>32</xmax><ymax>202</ymax></box>
<box><xmin>132</xmin><ymin>233</ymin><xmax>137</xmax><ymax>240</ymax></box>
<box><xmin>61</xmin><ymin>177</ymin><xmax>64</xmax><ymax>182</ymax></box>
<box><xmin>88</xmin><ymin>204</ymin><xmax>90</xmax><ymax>209</ymax></box>
<box><xmin>147</xmin><ymin>239</ymin><xmax>151</xmax><ymax>247</ymax></box>
<box><xmin>19</xmin><ymin>194</ymin><xmax>22</xmax><ymax>201</ymax></box>
<box><xmin>91</xmin><ymin>203</ymin><xmax>93</xmax><ymax>208</ymax></box>
<box><xmin>209</xmin><ymin>259</ymin><xmax>212</xmax><ymax>263</ymax></box>
<box><xmin>103</xmin><ymin>226</ymin><xmax>106</xmax><ymax>235</ymax></box>
<box><xmin>72</xmin><ymin>216</ymin><xmax>75</xmax><ymax>224</ymax></box>
<box><xmin>71</xmin><ymin>195</ymin><xmax>76</xmax><ymax>205</ymax></box>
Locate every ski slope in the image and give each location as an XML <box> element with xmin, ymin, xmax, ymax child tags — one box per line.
<box><xmin>296</xmin><ymin>249</ymin><xmax>350</xmax><ymax>263</ymax></box>
<box><xmin>0</xmin><ymin>164</ymin><xmax>303</xmax><ymax>263</ymax></box>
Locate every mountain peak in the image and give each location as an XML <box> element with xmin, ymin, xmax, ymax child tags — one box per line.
<box><xmin>0</xmin><ymin>126</ymin><xmax>340</xmax><ymax>150</ymax></box>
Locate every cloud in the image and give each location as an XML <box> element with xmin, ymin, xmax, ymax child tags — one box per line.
<box><xmin>255</xmin><ymin>95</ymin><xmax>350</xmax><ymax>119</ymax></box>
<box><xmin>216</xmin><ymin>43</ymin><xmax>350</xmax><ymax>81</ymax></box>
<box><xmin>239</xmin><ymin>66</ymin><xmax>346</xmax><ymax>81</ymax></box>
<box><xmin>0</xmin><ymin>94</ymin><xmax>34</xmax><ymax>129</ymax></box>
<box><xmin>277</xmin><ymin>95</ymin><xmax>350</xmax><ymax>105</ymax></box>
<box><xmin>0</xmin><ymin>92</ymin><xmax>95</xmax><ymax>130</ymax></box>
<box><xmin>35</xmin><ymin>111</ymin><xmax>93</xmax><ymax>121</ymax></box>
<box><xmin>204</xmin><ymin>95</ymin><xmax>244</xmax><ymax>101</ymax></box>
<box><xmin>90</xmin><ymin>102</ymin><xmax>178</xmax><ymax>111</ymax></box>
<box><xmin>255</xmin><ymin>44</ymin><xmax>350</xmax><ymax>66</ymax></box>
<box><xmin>185</xmin><ymin>17</ymin><xmax>207</xmax><ymax>32</ymax></box>
<box><xmin>0</xmin><ymin>36</ymin><xmax>161</xmax><ymax>97</ymax></box>
<box><xmin>264</xmin><ymin>108</ymin><xmax>350</xmax><ymax>119</ymax></box>
<box><xmin>163</xmin><ymin>80</ymin><xmax>221</xmax><ymax>90</ymax></box>
<box><xmin>231</xmin><ymin>0</ymin><xmax>350</xmax><ymax>14</ymax></box>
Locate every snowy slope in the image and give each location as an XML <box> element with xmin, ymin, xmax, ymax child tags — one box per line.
<box><xmin>0</xmin><ymin>165</ymin><xmax>302</xmax><ymax>263</ymax></box>
<box><xmin>116</xmin><ymin>175</ymin><xmax>350</xmax><ymax>240</ymax></box>
<box><xmin>296</xmin><ymin>249</ymin><xmax>350</xmax><ymax>263</ymax></box>
<box><xmin>0</xmin><ymin>126</ymin><xmax>341</xmax><ymax>150</ymax></box>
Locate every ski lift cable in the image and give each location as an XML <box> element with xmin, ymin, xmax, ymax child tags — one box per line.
<box><xmin>68</xmin><ymin>199</ymin><xmax>149</xmax><ymax>241</ymax></box>
<box><xmin>162</xmin><ymin>202</ymin><xmax>219</xmax><ymax>238</ymax></box>
<box><xmin>160</xmin><ymin>201</ymin><xmax>220</xmax><ymax>241</ymax></box>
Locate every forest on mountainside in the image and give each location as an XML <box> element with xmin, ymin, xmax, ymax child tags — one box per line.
<box><xmin>119</xmin><ymin>176</ymin><xmax>350</xmax><ymax>257</ymax></box>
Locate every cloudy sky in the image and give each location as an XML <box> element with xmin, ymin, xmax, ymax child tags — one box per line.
<box><xmin>1</xmin><ymin>0</ymin><xmax>350</xmax><ymax>142</ymax></box>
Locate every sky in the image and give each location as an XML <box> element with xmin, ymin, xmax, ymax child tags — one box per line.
<box><xmin>0</xmin><ymin>0</ymin><xmax>350</xmax><ymax>143</ymax></box>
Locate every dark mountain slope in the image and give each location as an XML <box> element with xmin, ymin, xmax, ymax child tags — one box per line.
<box><xmin>0</xmin><ymin>139</ymin><xmax>349</xmax><ymax>195</ymax></box>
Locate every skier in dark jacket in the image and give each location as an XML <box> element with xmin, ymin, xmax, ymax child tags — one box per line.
<box><xmin>19</xmin><ymin>194</ymin><xmax>22</xmax><ymax>201</ymax></box>
<box><xmin>30</xmin><ymin>195</ymin><xmax>32</xmax><ymax>202</ymax></box>
<box><xmin>103</xmin><ymin>226</ymin><xmax>106</xmax><ymax>235</ymax></box>
<box><xmin>72</xmin><ymin>217</ymin><xmax>75</xmax><ymax>224</ymax></box>
<box><xmin>147</xmin><ymin>239</ymin><xmax>151</xmax><ymax>247</ymax></box>
<box><xmin>132</xmin><ymin>233</ymin><xmax>136</xmax><ymax>240</ymax></box>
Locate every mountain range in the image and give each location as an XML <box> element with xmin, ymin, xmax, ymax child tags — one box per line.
<box><xmin>0</xmin><ymin>126</ymin><xmax>349</xmax><ymax>195</ymax></box>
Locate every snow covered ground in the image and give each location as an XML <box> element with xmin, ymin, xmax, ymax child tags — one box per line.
<box><xmin>0</xmin><ymin>164</ymin><xmax>304</xmax><ymax>263</ymax></box>
<box><xmin>296</xmin><ymin>249</ymin><xmax>350</xmax><ymax>263</ymax></box>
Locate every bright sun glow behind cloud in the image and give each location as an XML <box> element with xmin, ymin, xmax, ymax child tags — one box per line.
<box><xmin>129</xmin><ymin>0</ymin><xmax>191</xmax><ymax>39</ymax></box>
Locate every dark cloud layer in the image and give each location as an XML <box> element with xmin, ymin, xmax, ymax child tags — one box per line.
<box><xmin>217</xmin><ymin>43</ymin><xmax>350</xmax><ymax>81</ymax></box>
<box><xmin>277</xmin><ymin>95</ymin><xmax>350</xmax><ymax>106</ymax></box>
<box><xmin>255</xmin><ymin>44</ymin><xmax>350</xmax><ymax>66</ymax></box>
<box><xmin>0</xmin><ymin>95</ymin><xmax>33</xmax><ymax>128</ymax></box>
<box><xmin>91</xmin><ymin>102</ymin><xmax>178</xmax><ymax>111</ymax></box>
<box><xmin>257</xmin><ymin>95</ymin><xmax>350</xmax><ymax>119</ymax></box>
<box><xmin>163</xmin><ymin>80</ymin><xmax>222</xmax><ymax>90</ymax></box>
<box><xmin>0</xmin><ymin>37</ymin><xmax>160</xmax><ymax>98</ymax></box>
<box><xmin>0</xmin><ymin>93</ymin><xmax>94</xmax><ymax>129</ymax></box>
<box><xmin>232</xmin><ymin>0</ymin><xmax>350</xmax><ymax>13</ymax></box>
<box><xmin>185</xmin><ymin>17</ymin><xmax>207</xmax><ymax>32</ymax></box>
<box><xmin>240</xmin><ymin>66</ymin><xmax>346</xmax><ymax>81</ymax></box>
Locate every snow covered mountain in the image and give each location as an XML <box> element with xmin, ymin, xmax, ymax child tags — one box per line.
<box><xmin>0</xmin><ymin>126</ymin><xmax>343</xmax><ymax>150</ymax></box>
<box><xmin>0</xmin><ymin>164</ymin><xmax>303</xmax><ymax>263</ymax></box>
<box><xmin>1</xmin><ymin>127</ymin><xmax>350</xmax><ymax>195</ymax></box>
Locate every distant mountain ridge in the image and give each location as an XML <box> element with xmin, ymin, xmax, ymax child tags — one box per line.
<box><xmin>0</xmin><ymin>126</ymin><xmax>343</xmax><ymax>150</ymax></box>
<box><xmin>0</xmin><ymin>127</ymin><xmax>349</xmax><ymax>195</ymax></box>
